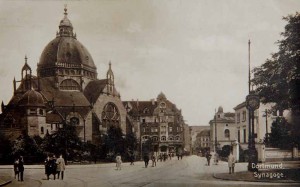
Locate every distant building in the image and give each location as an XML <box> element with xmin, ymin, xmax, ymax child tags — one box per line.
<box><xmin>209</xmin><ymin>106</ymin><xmax>235</xmax><ymax>151</ymax></box>
<box><xmin>197</xmin><ymin>129</ymin><xmax>210</xmax><ymax>148</ymax></box>
<box><xmin>189</xmin><ymin>126</ymin><xmax>210</xmax><ymax>154</ymax></box>
<box><xmin>183</xmin><ymin>123</ymin><xmax>191</xmax><ymax>154</ymax></box>
<box><xmin>123</xmin><ymin>93</ymin><xmax>185</xmax><ymax>155</ymax></box>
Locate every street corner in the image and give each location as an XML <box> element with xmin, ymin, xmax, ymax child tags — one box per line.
<box><xmin>0</xmin><ymin>176</ymin><xmax>12</xmax><ymax>186</ymax></box>
<box><xmin>213</xmin><ymin>170</ymin><xmax>300</xmax><ymax>184</ymax></box>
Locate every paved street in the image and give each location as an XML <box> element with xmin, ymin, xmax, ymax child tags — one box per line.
<box><xmin>0</xmin><ymin>155</ymin><xmax>299</xmax><ymax>187</ymax></box>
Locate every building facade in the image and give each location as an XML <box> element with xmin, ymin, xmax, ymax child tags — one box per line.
<box><xmin>189</xmin><ymin>126</ymin><xmax>210</xmax><ymax>154</ymax></box>
<box><xmin>234</xmin><ymin>101</ymin><xmax>290</xmax><ymax>150</ymax></box>
<box><xmin>123</xmin><ymin>93</ymin><xmax>185</xmax><ymax>155</ymax></box>
<box><xmin>209</xmin><ymin>106</ymin><xmax>235</xmax><ymax>151</ymax></box>
<box><xmin>0</xmin><ymin>7</ymin><xmax>128</xmax><ymax>143</ymax></box>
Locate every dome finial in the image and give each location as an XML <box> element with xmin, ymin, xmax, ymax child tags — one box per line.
<box><xmin>64</xmin><ymin>4</ymin><xmax>68</xmax><ymax>16</ymax></box>
<box><xmin>109</xmin><ymin>61</ymin><xmax>112</xmax><ymax>69</ymax></box>
<box><xmin>25</xmin><ymin>55</ymin><xmax>27</xmax><ymax>64</ymax></box>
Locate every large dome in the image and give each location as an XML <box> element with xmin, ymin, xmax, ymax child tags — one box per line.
<box><xmin>37</xmin><ymin>7</ymin><xmax>97</xmax><ymax>78</ymax></box>
<box><xmin>39</xmin><ymin>37</ymin><xmax>96</xmax><ymax>69</ymax></box>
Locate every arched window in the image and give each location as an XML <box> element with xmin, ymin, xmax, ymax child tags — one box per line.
<box><xmin>41</xmin><ymin>127</ymin><xmax>44</xmax><ymax>134</ymax></box>
<box><xmin>225</xmin><ymin>129</ymin><xmax>230</xmax><ymax>139</ymax></box>
<box><xmin>101</xmin><ymin>102</ymin><xmax>120</xmax><ymax>128</ymax></box>
<box><xmin>152</xmin><ymin>136</ymin><xmax>158</xmax><ymax>142</ymax></box>
<box><xmin>39</xmin><ymin>109</ymin><xmax>44</xmax><ymax>115</ymax></box>
<box><xmin>143</xmin><ymin>108</ymin><xmax>149</xmax><ymax>114</ymax></box>
<box><xmin>70</xmin><ymin>117</ymin><xmax>79</xmax><ymax>126</ymax></box>
<box><xmin>60</xmin><ymin>79</ymin><xmax>80</xmax><ymax>90</ymax></box>
<box><xmin>161</xmin><ymin>136</ymin><xmax>166</xmax><ymax>141</ymax></box>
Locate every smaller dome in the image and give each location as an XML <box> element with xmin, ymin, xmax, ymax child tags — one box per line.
<box><xmin>218</xmin><ymin>106</ymin><xmax>223</xmax><ymax>113</ymax></box>
<box><xmin>59</xmin><ymin>6</ymin><xmax>73</xmax><ymax>28</ymax></box>
<box><xmin>19</xmin><ymin>90</ymin><xmax>45</xmax><ymax>107</ymax></box>
<box><xmin>157</xmin><ymin>92</ymin><xmax>166</xmax><ymax>101</ymax></box>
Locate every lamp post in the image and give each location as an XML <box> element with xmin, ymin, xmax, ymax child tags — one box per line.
<box><xmin>214</xmin><ymin>109</ymin><xmax>217</xmax><ymax>153</ymax></box>
<box><xmin>246</xmin><ymin>40</ymin><xmax>260</xmax><ymax>171</ymax></box>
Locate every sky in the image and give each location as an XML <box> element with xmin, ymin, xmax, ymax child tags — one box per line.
<box><xmin>0</xmin><ymin>0</ymin><xmax>299</xmax><ymax>126</ymax></box>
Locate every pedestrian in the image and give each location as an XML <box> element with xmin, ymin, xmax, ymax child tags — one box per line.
<box><xmin>214</xmin><ymin>152</ymin><xmax>219</xmax><ymax>165</ymax></box>
<box><xmin>143</xmin><ymin>154</ymin><xmax>149</xmax><ymax>168</ymax></box>
<box><xmin>46</xmin><ymin>155</ymin><xmax>57</xmax><ymax>180</ymax></box>
<box><xmin>163</xmin><ymin>153</ymin><xmax>167</xmax><ymax>161</ymax></box>
<box><xmin>56</xmin><ymin>154</ymin><xmax>66</xmax><ymax>180</ymax></box>
<box><xmin>228</xmin><ymin>152</ymin><xmax>236</xmax><ymax>174</ymax></box>
<box><xmin>168</xmin><ymin>153</ymin><xmax>172</xmax><ymax>160</ymax></box>
<box><xmin>18</xmin><ymin>156</ymin><xmax>24</xmax><ymax>182</ymax></box>
<box><xmin>44</xmin><ymin>156</ymin><xmax>50</xmax><ymax>179</ymax></box>
<box><xmin>205</xmin><ymin>152</ymin><xmax>212</xmax><ymax>166</ymax></box>
<box><xmin>159</xmin><ymin>154</ymin><xmax>162</xmax><ymax>162</ymax></box>
<box><xmin>130</xmin><ymin>153</ymin><xmax>135</xmax><ymax>165</ymax></box>
<box><xmin>115</xmin><ymin>154</ymin><xmax>122</xmax><ymax>170</ymax></box>
<box><xmin>13</xmin><ymin>158</ymin><xmax>19</xmax><ymax>181</ymax></box>
<box><xmin>151</xmin><ymin>154</ymin><xmax>156</xmax><ymax>167</ymax></box>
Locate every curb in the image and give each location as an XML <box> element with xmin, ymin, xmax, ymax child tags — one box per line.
<box><xmin>0</xmin><ymin>180</ymin><xmax>12</xmax><ymax>187</ymax></box>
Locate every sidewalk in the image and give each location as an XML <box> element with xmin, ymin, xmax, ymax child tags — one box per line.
<box><xmin>0</xmin><ymin>161</ymin><xmax>140</xmax><ymax>186</ymax></box>
<box><xmin>0</xmin><ymin>176</ymin><xmax>12</xmax><ymax>187</ymax></box>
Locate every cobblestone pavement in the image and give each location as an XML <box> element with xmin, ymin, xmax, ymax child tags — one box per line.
<box><xmin>0</xmin><ymin>155</ymin><xmax>299</xmax><ymax>187</ymax></box>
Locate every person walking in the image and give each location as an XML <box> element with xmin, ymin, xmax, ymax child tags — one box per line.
<box><xmin>151</xmin><ymin>154</ymin><xmax>156</xmax><ymax>167</ymax></box>
<box><xmin>130</xmin><ymin>153</ymin><xmax>135</xmax><ymax>165</ymax></box>
<box><xmin>56</xmin><ymin>154</ymin><xmax>66</xmax><ymax>180</ymax></box>
<box><xmin>18</xmin><ymin>156</ymin><xmax>24</xmax><ymax>182</ymax></box>
<box><xmin>115</xmin><ymin>154</ymin><xmax>122</xmax><ymax>170</ymax></box>
<box><xmin>205</xmin><ymin>152</ymin><xmax>212</xmax><ymax>166</ymax></box>
<box><xmin>214</xmin><ymin>152</ymin><xmax>219</xmax><ymax>165</ymax></box>
<box><xmin>143</xmin><ymin>154</ymin><xmax>149</xmax><ymax>168</ymax></box>
<box><xmin>13</xmin><ymin>158</ymin><xmax>19</xmax><ymax>181</ymax></box>
<box><xmin>46</xmin><ymin>155</ymin><xmax>57</xmax><ymax>180</ymax></box>
<box><xmin>228</xmin><ymin>152</ymin><xmax>236</xmax><ymax>174</ymax></box>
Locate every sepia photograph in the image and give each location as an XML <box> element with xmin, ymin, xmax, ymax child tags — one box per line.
<box><xmin>0</xmin><ymin>0</ymin><xmax>299</xmax><ymax>186</ymax></box>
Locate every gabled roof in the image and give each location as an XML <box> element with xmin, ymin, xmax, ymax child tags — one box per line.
<box><xmin>55</xmin><ymin>106</ymin><xmax>91</xmax><ymax>120</ymax></box>
<box><xmin>123</xmin><ymin>101</ymin><xmax>158</xmax><ymax>116</ymax></box>
<box><xmin>38</xmin><ymin>77</ymin><xmax>90</xmax><ymax>107</ymax></box>
<box><xmin>233</xmin><ymin>101</ymin><xmax>246</xmax><ymax>110</ymax></box>
<box><xmin>46</xmin><ymin>112</ymin><xmax>63</xmax><ymax>124</ymax></box>
<box><xmin>83</xmin><ymin>79</ymin><xmax>107</xmax><ymax>104</ymax></box>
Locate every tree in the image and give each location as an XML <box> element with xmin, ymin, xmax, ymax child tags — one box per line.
<box><xmin>0</xmin><ymin>132</ymin><xmax>12</xmax><ymax>164</ymax></box>
<box><xmin>269</xmin><ymin>117</ymin><xmax>292</xmax><ymax>149</ymax></box>
<box><xmin>252</xmin><ymin>12</ymin><xmax>300</xmax><ymax>112</ymax></box>
<box><xmin>104</xmin><ymin>126</ymin><xmax>125</xmax><ymax>160</ymax></box>
<box><xmin>125</xmin><ymin>132</ymin><xmax>138</xmax><ymax>152</ymax></box>
<box><xmin>11</xmin><ymin>134</ymin><xmax>44</xmax><ymax>163</ymax></box>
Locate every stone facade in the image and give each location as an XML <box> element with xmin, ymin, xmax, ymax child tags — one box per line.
<box><xmin>123</xmin><ymin>93</ymin><xmax>185</xmax><ymax>155</ymax></box>
<box><xmin>0</xmin><ymin>8</ymin><xmax>127</xmax><ymax>143</ymax></box>
<box><xmin>209</xmin><ymin>106</ymin><xmax>235</xmax><ymax>151</ymax></box>
<box><xmin>234</xmin><ymin>101</ymin><xmax>290</xmax><ymax>150</ymax></box>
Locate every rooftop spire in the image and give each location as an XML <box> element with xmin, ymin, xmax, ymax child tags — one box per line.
<box><xmin>25</xmin><ymin>55</ymin><xmax>28</xmax><ymax>64</ymax></box>
<box><xmin>58</xmin><ymin>4</ymin><xmax>74</xmax><ymax>37</ymax></box>
<box><xmin>64</xmin><ymin>4</ymin><xmax>68</xmax><ymax>17</ymax></box>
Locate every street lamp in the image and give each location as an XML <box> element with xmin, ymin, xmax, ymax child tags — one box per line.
<box><xmin>246</xmin><ymin>40</ymin><xmax>260</xmax><ymax>171</ymax></box>
<box><xmin>246</xmin><ymin>93</ymin><xmax>260</xmax><ymax>171</ymax></box>
<box><xmin>214</xmin><ymin>109</ymin><xmax>217</xmax><ymax>153</ymax></box>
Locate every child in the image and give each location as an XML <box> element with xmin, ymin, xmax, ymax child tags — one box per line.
<box><xmin>13</xmin><ymin>158</ymin><xmax>19</xmax><ymax>180</ymax></box>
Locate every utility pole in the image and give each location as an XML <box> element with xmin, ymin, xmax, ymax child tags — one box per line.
<box><xmin>264</xmin><ymin>109</ymin><xmax>268</xmax><ymax>144</ymax></box>
<box><xmin>215</xmin><ymin>108</ymin><xmax>217</xmax><ymax>152</ymax></box>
